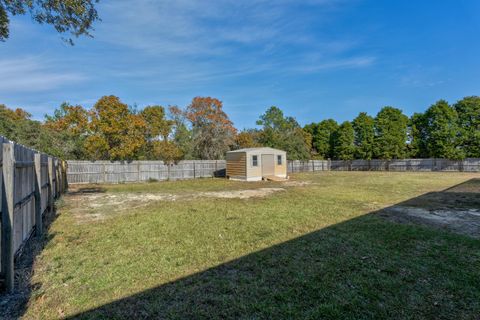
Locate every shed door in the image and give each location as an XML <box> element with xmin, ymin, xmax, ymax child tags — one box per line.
<box><xmin>261</xmin><ymin>154</ymin><xmax>274</xmax><ymax>176</ymax></box>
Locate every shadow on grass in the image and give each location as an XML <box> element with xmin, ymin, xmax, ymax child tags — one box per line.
<box><xmin>11</xmin><ymin>180</ymin><xmax>480</xmax><ymax>319</ymax></box>
<box><xmin>0</xmin><ymin>205</ymin><xmax>60</xmax><ymax>319</ymax></box>
<box><xmin>67</xmin><ymin>186</ymin><xmax>107</xmax><ymax>195</ymax></box>
<box><xmin>65</xmin><ymin>178</ymin><xmax>480</xmax><ymax>319</ymax></box>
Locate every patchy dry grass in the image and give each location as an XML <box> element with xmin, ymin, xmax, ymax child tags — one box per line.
<box><xmin>7</xmin><ymin>172</ymin><xmax>480</xmax><ymax>319</ymax></box>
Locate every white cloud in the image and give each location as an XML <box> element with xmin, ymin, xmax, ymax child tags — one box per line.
<box><xmin>0</xmin><ymin>57</ymin><xmax>87</xmax><ymax>92</ymax></box>
<box><xmin>291</xmin><ymin>56</ymin><xmax>376</xmax><ymax>73</ymax></box>
<box><xmin>86</xmin><ymin>0</ymin><xmax>374</xmax><ymax>92</ymax></box>
<box><xmin>95</xmin><ymin>0</ymin><xmax>358</xmax><ymax>58</ymax></box>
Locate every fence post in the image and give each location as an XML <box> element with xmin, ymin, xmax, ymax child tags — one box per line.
<box><xmin>62</xmin><ymin>160</ymin><xmax>68</xmax><ymax>191</ymax></box>
<box><xmin>34</xmin><ymin>153</ymin><xmax>43</xmax><ymax>237</ymax></box>
<box><xmin>193</xmin><ymin>161</ymin><xmax>196</xmax><ymax>179</ymax></box>
<box><xmin>59</xmin><ymin>160</ymin><xmax>63</xmax><ymax>193</ymax></box>
<box><xmin>137</xmin><ymin>161</ymin><xmax>141</xmax><ymax>182</ymax></box>
<box><xmin>54</xmin><ymin>160</ymin><xmax>59</xmax><ymax>196</ymax></box>
<box><xmin>327</xmin><ymin>159</ymin><xmax>331</xmax><ymax>171</ymax></box>
<box><xmin>312</xmin><ymin>160</ymin><xmax>315</xmax><ymax>172</ymax></box>
<box><xmin>48</xmin><ymin>157</ymin><xmax>54</xmax><ymax>213</ymax></box>
<box><xmin>56</xmin><ymin>159</ymin><xmax>61</xmax><ymax>195</ymax></box>
<box><xmin>1</xmin><ymin>143</ymin><xmax>15</xmax><ymax>293</ymax></box>
<box><xmin>103</xmin><ymin>162</ymin><xmax>107</xmax><ymax>183</ymax></box>
<box><xmin>214</xmin><ymin>160</ymin><xmax>218</xmax><ymax>178</ymax></box>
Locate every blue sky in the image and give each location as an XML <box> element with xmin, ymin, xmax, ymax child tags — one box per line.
<box><xmin>1</xmin><ymin>0</ymin><xmax>479</xmax><ymax>129</ymax></box>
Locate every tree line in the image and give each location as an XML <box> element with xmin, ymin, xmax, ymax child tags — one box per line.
<box><xmin>0</xmin><ymin>95</ymin><xmax>479</xmax><ymax>161</ymax></box>
<box><xmin>303</xmin><ymin>97</ymin><xmax>479</xmax><ymax>160</ymax></box>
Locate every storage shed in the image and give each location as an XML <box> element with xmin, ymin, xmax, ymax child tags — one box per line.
<box><xmin>226</xmin><ymin>147</ymin><xmax>287</xmax><ymax>181</ymax></box>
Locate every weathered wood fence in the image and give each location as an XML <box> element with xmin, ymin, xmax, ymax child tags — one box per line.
<box><xmin>288</xmin><ymin>160</ymin><xmax>330</xmax><ymax>173</ymax></box>
<box><xmin>67</xmin><ymin>160</ymin><xmax>227</xmax><ymax>184</ymax></box>
<box><xmin>67</xmin><ymin>158</ymin><xmax>480</xmax><ymax>184</ymax></box>
<box><xmin>1</xmin><ymin>136</ymin><xmax>67</xmax><ymax>292</ymax></box>
<box><xmin>328</xmin><ymin>158</ymin><xmax>480</xmax><ymax>172</ymax></box>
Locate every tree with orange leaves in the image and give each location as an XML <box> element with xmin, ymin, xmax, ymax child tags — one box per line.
<box><xmin>138</xmin><ymin>105</ymin><xmax>182</xmax><ymax>162</ymax></box>
<box><xmin>235</xmin><ymin>129</ymin><xmax>262</xmax><ymax>149</ymax></box>
<box><xmin>45</xmin><ymin>102</ymin><xmax>88</xmax><ymax>134</ymax></box>
<box><xmin>45</xmin><ymin>102</ymin><xmax>89</xmax><ymax>159</ymax></box>
<box><xmin>177</xmin><ymin>97</ymin><xmax>236</xmax><ymax>159</ymax></box>
<box><xmin>84</xmin><ymin>96</ymin><xmax>147</xmax><ymax>160</ymax></box>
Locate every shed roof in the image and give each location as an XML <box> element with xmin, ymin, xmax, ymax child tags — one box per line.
<box><xmin>227</xmin><ymin>147</ymin><xmax>286</xmax><ymax>154</ymax></box>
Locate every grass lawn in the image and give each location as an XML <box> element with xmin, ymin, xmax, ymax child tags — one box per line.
<box><xmin>13</xmin><ymin>172</ymin><xmax>480</xmax><ymax>319</ymax></box>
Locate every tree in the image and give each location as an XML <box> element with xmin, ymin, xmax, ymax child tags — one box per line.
<box><xmin>139</xmin><ymin>105</ymin><xmax>172</xmax><ymax>140</ymax></box>
<box><xmin>454</xmin><ymin>96</ymin><xmax>480</xmax><ymax>157</ymax></box>
<box><xmin>169</xmin><ymin>106</ymin><xmax>194</xmax><ymax>160</ymax></box>
<box><xmin>152</xmin><ymin>140</ymin><xmax>183</xmax><ymax>163</ymax></box>
<box><xmin>257</xmin><ymin>106</ymin><xmax>310</xmax><ymax>160</ymax></box>
<box><xmin>352</xmin><ymin>112</ymin><xmax>375</xmax><ymax>159</ymax></box>
<box><xmin>333</xmin><ymin>121</ymin><xmax>355</xmax><ymax>160</ymax></box>
<box><xmin>137</xmin><ymin>105</ymin><xmax>178</xmax><ymax>160</ymax></box>
<box><xmin>178</xmin><ymin>97</ymin><xmax>236</xmax><ymax>160</ymax></box>
<box><xmin>422</xmin><ymin>100</ymin><xmax>463</xmax><ymax>159</ymax></box>
<box><xmin>0</xmin><ymin>104</ymin><xmax>24</xmax><ymax>140</ymax></box>
<box><xmin>0</xmin><ymin>104</ymin><xmax>69</xmax><ymax>157</ymax></box>
<box><xmin>408</xmin><ymin>112</ymin><xmax>428</xmax><ymax>158</ymax></box>
<box><xmin>235</xmin><ymin>129</ymin><xmax>261</xmax><ymax>149</ymax></box>
<box><xmin>0</xmin><ymin>0</ymin><xmax>100</xmax><ymax>44</ymax></box>
<box><xmin>85</xmin><ymin>96</ymin><xmax>146</xmax><ymax>160</ymax></box>
<box><xmin>374</xmin><ymin>106</ymin><xmax>408</xmax><ymax>159</ymax></box>
<box><xmin>45</xmin><ymin>102</ymin><xmax>89</xmax><ymax>159</ymax></box>
<box><xmin>304</xmin><ymin>119</ymin><xmax>338</xmax><ymax>159</ymax></box>
<box><xmin>303</xmin><ymin>123</ymin><xmax>317</xmax><ymax>157</ymax></box>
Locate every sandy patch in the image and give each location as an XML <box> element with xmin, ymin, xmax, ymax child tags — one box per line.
<box><xmin>382</xmin><ymin>206</ymin><xmax>480</xmax><ymax>238</ymax></box>
<box><xmin>380</xmin><ymin>178</ymin><xmax>480</xmax><ymax>238</ymax></box>
<box><xmin>67</xmin><ymin>187</ymin><xmax>286</xmax><ymax>223</ymax></box>
<box><xmin>281</xmin><ymin>180</ymin><xmax>312</xmax><ymax>187</ymax></box>
<box><xmin>201</xmin><ymin>188</ymin><xmax>285</xmax><ymax>199</ymax></box>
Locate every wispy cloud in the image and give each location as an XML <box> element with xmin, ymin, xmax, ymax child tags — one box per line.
<box><xmin>82</xmin><ymin>0</ymin><xmax>376</xmax><ymax>94</ymax></box>
<box><xmin>95</xmin><ymin>0</ymin><xmax>374</xmax><ymax>77</ymax></box>
<box><xmin>291</xmin><ymin>56</ymin><xmax>376</xmax><ymax>73</ymax></box>
<box><xmin>0</xmin><ymin>57</ymin><xmax>87</xmax><ymax>92</ymax></box>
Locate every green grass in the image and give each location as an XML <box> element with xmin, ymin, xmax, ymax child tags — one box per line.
<box><xmin>21</xmin><ymin>172</ymin><xmax>480</xmax><ymax>319</ymax></box>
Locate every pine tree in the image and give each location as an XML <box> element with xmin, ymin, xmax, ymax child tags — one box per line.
<box><xmin>454</xmin><ymin>96</ymin><xmax>480</xmax><ymax>157</ymax></box>
<box><xmin>333</xmin><ymin>121</ymin><xmax>355</xmax><ymax>160</ymax></box>
<box><xmin>374</xmin><ymin>107</ymin><xmax>408</xmax><ymax>159</ymax></box>
<box><xmin>423</xmin><ymin>100</ymin><xmax>463</xmax><ymax>159</ymax></box>
<box><xmin>352</xmin><ymin>112</ymin><xmax>375</xmax><ymax>159</ymax></box>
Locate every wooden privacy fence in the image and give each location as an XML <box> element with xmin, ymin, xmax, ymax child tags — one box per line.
<box><xmin>288</xmin><ymin>160</ymin><xmax>330</xmax><ymax>173</ymax></box>
<box><xmin>68</xmin><ymin>160</ymin><xmax>331</xmax><ymax>184</ymax></box>
<box><xmin>68</xmin><ymin>158</ymin><xmax>480</xmax><ymax>184</ymax></box>
<box><xmin>1</xmin><ymin>136</ymin><xmax>67</xmax><ymax>292</ymax></box>
<box><xmin>67</xmin><ymin>160</ymin><xmax>227</xmax><ymax>184</ymax></box>
<box><xmin>329</xmin><ymin>158</ymin><xmax>480</xmax><ymax>172</ymax></box>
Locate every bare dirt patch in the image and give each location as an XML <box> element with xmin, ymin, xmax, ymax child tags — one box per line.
<box><xmin>200</xmin><ymin>188</ymin><xmax>285</xmax><ymax>199</ymax></box>
<box><xmin>382</xmin><ymin>206</ymin><xmax>480</xmax><ymax>238</ymax></box>
<box><xmin>66</xmin><ymin>187</ymin><xmax>287</xmax><ymax>222</ymax></box>
<box><xmin>281</xmin><ymin>180</ymin><xmax>313</xmax><ymax>187</ymax></box>
<box><xmin>380</xmin><ymin>178</ymin><xmax>480</xmax><ymax>238</ymax></box>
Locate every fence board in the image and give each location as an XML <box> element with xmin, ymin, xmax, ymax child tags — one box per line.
<box><xmin>67</xmin><ymin>160</ymin><xmax>228</xmax><ymax>184</ymax></box>
<box><xmin>68</xmin><ymin>157</ymin><xmax>479</xmax><ymax>184</ymax></box>
<box><xmin>0</xmin><ymin>136</ymin><xmax>66</xmax><ymax>292</ymax></box>
<box><xmin>328</xmin><ymin>158</ymin><xmax>480</xmax><ymax>172</ymax></box>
